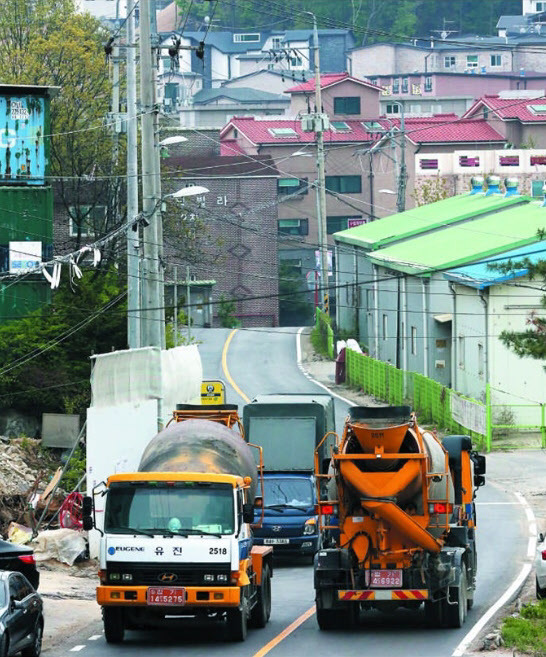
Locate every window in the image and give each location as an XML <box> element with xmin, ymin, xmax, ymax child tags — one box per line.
<box><xmin>290</xmin><ymin>56</ymin><xmax>303</xmax><ymax>68</ymax></box>
<box><xmin>278</xmin><ymin>218</ymin><xmax>308</xmax><ymax>235</ymax></box>
<box><xmin>386</xmin><ymin>103</ymin><xmax>400</xmax><ymax>115</ymax></box>
<box><xmin>444</xmin><ymin>56</ymin><xmax>456</xmax><ymax>68</ymax></box>
<box><xmin>531</xmin><ymin>156</ymin><xmax>546</xmax><ymax>166</ymax></box>
<box><xmin>333</xmin><ymin>97</ymin><xmax>361</xmax><ymax>115</ymax></box>
<box><xmin>369</xmin><ymin>77</ymin><xmax>378</xmax><ymax>85</ymax></box>
<box><xmin>528</xmin><ymin>104</ymin><xmax>546</xmax><ymax>115</ymax></box>
<box><xmin>419</xmin><ymin>158</ymin><xmax>439</xmax><ymax>170</ymax></box>
<box><xmin>401</xmin><ymin>78</ymin><xmax>409</xmax><ymax>93</ymax></box>
<box><xmin>271</xmin><ymin>36</ymin><xmax>283</xmax><ymax>49</ymax></box>
<box><xmin>282</xmin><ymin>258</ymin><xmax>302</xmax><ymax>273</ymax></box>
<box><xmin>459</xmin><ymin>155</ymin><xmax>480</xmax><ymax>167</ymax></box>
<box><xmin>69</xmin><ymin>205</ymin><xmax>105</xmax><ymax>237</ymax></box>
<box><xmin>538</xmin><ymin>1</ymin><xmax>546</xmax><ymax>9</ymax></box>
<box><xmin>326</xmin><ymin>216</ymin><xmax>357</xmax><ymax>234</ymax></box>
<box><xmin>383</xmin><ymin>314</ymin><xmax>388</xmax><ymax>340</ymax></box>
<box><xmin>331</xmin><ymin>121</ymin><xmax>352</xmax><ymax>132</ymax></box>
<box><xmin>233</xmin><ymin>33</ymin><xmax>260</xmax><ymax>42</ymax></box>
<box><xmin>325</xmin><ymin>175</ymin><xmax>362</xmax><ymax>194</ymax></box>
<box><xmin>363</xmin><ymin>121</ymin><xmax>384</xmax><ymax>132</ymax></box>
<box><xmin>499</xmin><ymin>155</ymin><xmax>519</xmax><ymax>166</ymax></box>
<box><xmin>424</xmin><ymin>76</ymin><xmax>432</xmax><ymax>92</ymax></box>
<box><xmin>268</xmin><ymin>127</ymin><xmax>298</xmax><ymax>138</ymax></box>
<box><xmin>458</xmin><ymin>336</ymin><xmax>465</xmax><ymax>368</ymax></box>
<box><xmin>490</xmin><ymin>54</ymin><xmax>502</xmax><ymax>67</ymax></box>
<box><xmin>411</xmin><ymin>326</ymin><xmax>417</xmax><ymax>355</ymax></box>
<box><xmin>162</xmin><ymin>57</ymin><xmax>173</xmax><ymax>72</ymax></box>
<box><xmin>277</xmin><ymin>177</ymin><xmax>308</xmax><ymax>195</ymax></box>
<box><xmin>466</xmin><ymin>55</ymin><xmax>479</xmax><ymax>68</ymax></box>
<box><xmin>392</xmin><ymin>78</ymin><xmax>400</xmax><ymax>93</ymax></box>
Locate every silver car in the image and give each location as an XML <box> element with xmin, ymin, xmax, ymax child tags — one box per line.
<box><xmin>535</xmin><ymin>532</ymin><xmax>546</xmax><ymax>599</ymax></box>
<box><xmin>0</xmin><ymin>571</ymin><xmax>43</xmax><ymax>656</ymax></box>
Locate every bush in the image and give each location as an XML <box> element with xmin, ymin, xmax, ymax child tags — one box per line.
<box><xmin>501</xmin><ymin>600</ymin><xmax>546</xmax><ymax>655</ymax></box>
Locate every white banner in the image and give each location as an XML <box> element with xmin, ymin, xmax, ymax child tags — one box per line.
<box><xmin>451</xmin><ymin>392</ymin><xmax>486</xmax><ymax>436</ymax></box>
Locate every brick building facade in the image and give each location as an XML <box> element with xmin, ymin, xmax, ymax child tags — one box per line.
<box><xmin>162</xmin><ymin>155</ymin><xmax>280</xmax><ymax>327</ymax></box>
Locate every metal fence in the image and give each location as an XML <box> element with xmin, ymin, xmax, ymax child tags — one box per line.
<box><xmin>486</xmin><ymin>386</ymin><xmax>546</xmax><ymax>450</ymax></box>
<box><xmin>315</xmin><ymin>308</ymin><xmax>334</xmax><ymax>360</ymax></box>
<box><xmin>346</xmin><ymin>349</ymin><xmax>488</xmax><ymax>450</ymax></box>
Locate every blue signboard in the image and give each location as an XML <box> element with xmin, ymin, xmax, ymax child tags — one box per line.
<box><xmin>0</xmin><ymin>96</ymin><xmax>46</xmax><ymax>185</ymax></box>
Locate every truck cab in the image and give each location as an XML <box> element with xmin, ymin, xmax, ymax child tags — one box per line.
<box><xmin>252</xmin><ymin>472</ymin><xmax>319</xmax><ymax>559</ymax></box>
<box><xmin>243</xmin><ymin>393</ymin><xmax>336</xmax><ymax>563</ymax></box>
<box><xmin>85</xmin><ymin>406</ymin><xmax>273</xmax><ymax>644</ymax></box>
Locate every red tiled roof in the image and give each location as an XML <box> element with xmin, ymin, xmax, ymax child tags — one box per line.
<box><xmin>220</xmin><ymin>139</ymin><xmax>246</xmax><ymax>156</ymax></box>
<box><xmin>285</xmin><ymin>73</ymin><xmax>381</xmax><ymax>93</ymax></box>
<box><xmin>463</xmin><ymin>95</ymin><xmax>546</xmax><ymax>122</ymax></box>
<box><xmin>385</xmin><ymin>115</ymin><xmax>506</xmax><ymax>144</ymax></box>
<box><xmin>220</xmin><ymin>115</ymin><xmax>506</xmax><ymax>146</ymax></box>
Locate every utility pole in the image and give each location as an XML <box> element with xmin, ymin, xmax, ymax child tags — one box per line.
<box><xmin>309</xmin><ymin>13</ymin><xmax>329</xmax><ymax>315</ymax></box>
<box><xmin>173</xmin><ymin>265</ymin><xmax>178</xmax><ymax>346</ymax></box>
<box><xmin>396</xmin><ymin>102</ymin><xmax>407</xmax><ymax>213</ymax></box>
<box><xmin>126</xmin><ymin>0</ymin><xmax>140</xmax><ymax>348</ymax></box>
<box><xmin>139</xmin><ymin>0</ymin><xmax>164</xmax><ymax>347</ymax></box>
<box><xmin>186</xmin><ymin>265</ymin><xmax>191</xmax><ymax>343</ymax></box>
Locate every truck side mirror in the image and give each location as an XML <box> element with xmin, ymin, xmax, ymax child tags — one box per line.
<box><xmin>473</xmin><ymin>454</ymin><xmax>486</xmax><ymax>475</ymax></box>
<box><xmin>82</xmin><ymin>496</ymin><xmax>93</xmax><ymax>515</ymax></box>
<box><xmin>242</xmin><ymin>503</ymin><xmax>254</xmax><ymax>524</ymax></box>
<box><xmin>82</xmin><ymin>496</ymin><xmax>94</xmax><ymax>530</ymax></box>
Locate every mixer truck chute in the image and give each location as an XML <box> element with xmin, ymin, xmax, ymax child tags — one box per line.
<box><xmin>314</xmin><ymin>406</ymin><xmax>485</xmax><ymax>630</ymax></box>
<box><xmin>83</xmin><ymin>405</ymin><xmax>272</xmax><ymax>644</ymax></box>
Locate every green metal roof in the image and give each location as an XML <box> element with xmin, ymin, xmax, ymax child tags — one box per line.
<box><xmin>369</xmin><ymin>199</ymin><xmax>546</xmax><ymax>274</ymax></box>
<box><xmin>334</xmin><ymin>192</ymin><xmax>528</xmax><ymax>250</ymax></box>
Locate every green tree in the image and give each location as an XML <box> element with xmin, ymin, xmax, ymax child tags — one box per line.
<box><xmin>279</xmin><ymin>263</ymin><xmax>313</xmax><ymax>326</ymax></box>
<box><xmin>0</xmin><ymin>0</ymin><xmax>125</xmax><ymax>262</ymax></box>
<box><xmin>490</xmin><ymin>251</ymin><xmax>546</xmax><ymax>361</ymax></box>
<box><xmin>0</xmin><ymin>270</ymin><xmax>126</xmax><ymax>418</ymax></box>
<box><xmin>217</xmin><ymin>295</ymin><xmax>239</xmax><ymax>328</ymax></box>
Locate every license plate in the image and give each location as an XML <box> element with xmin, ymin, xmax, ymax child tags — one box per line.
<box><xmin>367</xmin><ymin>570</ymin><xmax>403</xmax><ymax>588</ymax></box>
<box><xmin>264</xmin><ymin>538</ymin><xmax>290</xmax><ymax>545</ymax></box>
<box><xmin>147</xmin><ymin>587</ymin><xmax>186</xmax><ymax>605</ymax></box>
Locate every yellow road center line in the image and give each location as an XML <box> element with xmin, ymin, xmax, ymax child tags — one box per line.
<box><xmin>221</xmin><ymin>329</ymin><xmax>250</xmax><ymax>403</ymax></box>
<box><xmin>252</xmin><ymin>606</ymin><xmax>316</xmax><ymax>657</ymax></box>
<box><xmin>222</xmin><ymin>329</ymin><xmax>316</xmax><ymax>654</ymax></box>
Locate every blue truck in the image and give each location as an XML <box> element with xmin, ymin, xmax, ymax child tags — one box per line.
<box><xmin>243</xmin><ymin>394</ymin><xmax>336</xmax><ymax>562</ymax></box>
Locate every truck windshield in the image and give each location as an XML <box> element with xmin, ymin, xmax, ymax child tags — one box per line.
<box><xmin>264</xmin><ymin>478</ymin><xmax>313</xmax><ymax>509</ymax></box>
<box><xmin>104</xmin><ymin>483</ymin><xmax>235</xmax><ymax>535</ymax></box>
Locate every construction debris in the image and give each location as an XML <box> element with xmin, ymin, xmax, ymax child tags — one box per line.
<box><xmin>31</xmin><ymin>528</ymin><xmax>87</xmax><ymax>566</ymax></box>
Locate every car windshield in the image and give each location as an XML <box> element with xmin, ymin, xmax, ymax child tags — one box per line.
<box><xmin>104</xmin><ymin>483</ymin><xmax>235</xmax><ymax>535</ymax></box>
<box><xmin>264</xmin><ymin>478</ymin><xmax>313</xmax><ymax>509</ymax></box>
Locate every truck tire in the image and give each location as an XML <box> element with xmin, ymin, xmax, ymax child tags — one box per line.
<box><xmin>227</xmin><ymin>603</ymin><xmax>248</xmax><ymax>641</ymax></box>
<box><xmin>444</xmin><ymin>569</ymin><xmax>467</xmax><ymax>628</ymax></box>
<box><xmin>316</xmin><ymin>593</ymin><xmax>357</xmax><ymax>630</ymax></box>
<box><xmin>102</xmin><ymin>607</ymin><xmax>125</xmax><ymax>643</ymax></box>
<box><xmin>250</xmin><ymin>564</ymin><xmax>272</xmax><ymax>628</ymax></box>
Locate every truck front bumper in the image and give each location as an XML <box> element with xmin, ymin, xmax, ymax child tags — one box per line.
<box><xmin>97</xmin><ymin>585</ymin><xmax>241</xmax><ymax>607</ymax></box>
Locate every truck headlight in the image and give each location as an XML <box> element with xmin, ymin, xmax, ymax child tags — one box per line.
<box><xmin>216</xmin><ymin>574</ymin><xmax>228</xmax><ymax>583</ymax></box>
<box><xmin>203</xmin><ymin>574</ymin><xmax>215</xmax><ymax>583</ymax></box>
<box><xmin>122</xmin><ymin>573</ymin><xmax>133</xmax><ymax>582</ymax></box>
<box><xmin>303</xmin><ymin>518</ymin><xmax>317</xmax><ymax>535</ymax></box>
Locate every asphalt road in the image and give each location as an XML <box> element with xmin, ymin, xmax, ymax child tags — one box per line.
<box><xmin>53</xmin><ymin>328</ymin><xmax>530</xmax><ymax>657</ymax></box>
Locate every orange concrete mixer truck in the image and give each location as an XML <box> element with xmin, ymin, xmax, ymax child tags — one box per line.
<box><xmin>82</xmin><ymin>405</ymin><xmax>272</xmax><ymax>644</ymax></box>
<box><xmin>314</xmin><ymin>406</ymin><xmax>485</xmax><ymax>630</ymax></box>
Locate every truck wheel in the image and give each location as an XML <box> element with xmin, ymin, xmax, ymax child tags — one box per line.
<box><xmin>102</xmin><ymin>606</ymin><xmax>125</xmax><ymax>643</ymax></box>
<box><xmin>250</xmin><ymin>564</ymin><xmax>272</xmax><ymax>628</ymax></box>
<box><xmin>444</xmin><ymin>569</ymin><xmax>467</xmax><ymax>629</ymax></box>
<box><xmin>227</xmin><ymin>605</ymin><xmax>248</xmax><ymax>641</ymax></box>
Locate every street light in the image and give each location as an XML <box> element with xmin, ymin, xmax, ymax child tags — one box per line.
<box><xmin>169</xmin><ymin>185</ymin><xmax>209</xmax><ymax>198</ymax></box>
<box><xmin>159</xmin><ymin>135</ymin><xmax>188</xmax><ymax>146</ymax></box>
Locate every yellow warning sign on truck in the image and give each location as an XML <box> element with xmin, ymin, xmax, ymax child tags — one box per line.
<box><xmin>200</xmin><ymin>380</ymin><xmax>226</xmax><ymax>405</ymax></box>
